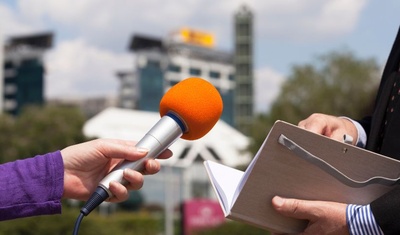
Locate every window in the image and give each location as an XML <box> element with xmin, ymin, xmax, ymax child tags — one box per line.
<box><xmin>147</xmin><ymin>60</ymin><xmax>160</xmax><ymax>68</ymax></box>
<box><xmin>238</xmin><ymin>83</ymin><xmax>252</xmax><ymax>96</ymax></box>
<box><xmin>189</xmin><ymin>67</ymin><xmax>201</xmax><ymax>76</ymax></box>
<box><xmin>4</xmin><ymin>61</ymin><xmax>12</xmax><ymax>68</ymax></box>
<box><xmin>21</xmin><ymin>59</ymin><xmax>39</xmax><ymax>68</ymax></box>
<box><xmin>168</xmin><ymin>64</ymin><xmax>181</xmax><ymax>73</ymax></box>
<box><xmin>209</xmin><ymin>71</ymin><xmax>220</xmax><ymax>78</ymax></box>
<box><xmin>170</xmin><ymin>81</ymin><xmax>179</xmax><ymax>87</ymax></box>
<box><xmin>237</xmin><ymin>64</ymin><xmax>250</xmax><ymax>75</ymax></box>
<box><xmin>236</xmin><ymin>43</ymin><xmax>250</xmax><ymax>54</ymax></box>
<box><xmin>237</xmin><ymin>22</ymin><xmax>251</xmax><ymax>35</ymax></box>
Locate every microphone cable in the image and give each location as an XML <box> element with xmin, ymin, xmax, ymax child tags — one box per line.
<box><xmin>72</xmin><ymin>186</ymin><xmax>110</xmax><ymax>235</ymax></box>
<box><xmin>72</xmin><ymin>213</ymin><xmax>84</xmax><ymax>235</ymax></box>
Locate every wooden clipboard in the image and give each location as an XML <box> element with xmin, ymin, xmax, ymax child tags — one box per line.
<box><xmin>205</xmin><ymin>120</ymin><xmax>400</xmax><ymax>234</ymax></box>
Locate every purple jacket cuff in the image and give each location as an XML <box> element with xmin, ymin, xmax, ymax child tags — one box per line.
<box><xmin>0</xmin><ymin>151</ymin><xmax>64</xmax><ymax>220</ymax></box>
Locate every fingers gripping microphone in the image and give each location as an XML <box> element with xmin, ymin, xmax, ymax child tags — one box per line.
<box><xmin>76</xmin><ymin>77</ymin><xmax>223</xmax><ymax>222</ymax></box>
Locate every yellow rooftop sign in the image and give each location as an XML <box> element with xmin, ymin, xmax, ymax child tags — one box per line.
<box><xmin>179</xmin><ymin>28</ymin><xmax>215</xmax><ymax>48</ymax></box>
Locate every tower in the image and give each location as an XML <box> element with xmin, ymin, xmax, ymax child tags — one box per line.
<box><xmin>234</xmin><ymin>5</ymin><xmax>254</xmax><ymax>135</ymax></box>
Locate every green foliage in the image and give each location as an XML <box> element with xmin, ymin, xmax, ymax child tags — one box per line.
<box><xmin>0</xmin><ymin>206</ymin><xmax>161</xmax><ymax>235</ymax></box>
<box><xmin>194</xmin><ymin>221</ymin><xmax>269</xmax><ymax>235</ymax></box>
<box><xmin>0</xmin><ymin>113</ymin><xmax>16</xmax><ymax>162</ymax></box>
<box><xmin>271</xmin><ymin>50</ymin><xmax>379</xmax><ymax>122</ymax></box>
<box><xmin>0</xmin><ymin>105</ymin><xmax>87</xmax><ymax>163</ymax></box>
<box><xmin>248</xmin><ymin>49</ymin><xmax>380</xmax><ymax>154</ymax></box>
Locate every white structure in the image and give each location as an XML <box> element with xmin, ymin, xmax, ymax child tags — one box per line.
<box><xmin>83</xmin><ymin>107</ymin><xmax>251</xmax><ymax>205</ymax></box>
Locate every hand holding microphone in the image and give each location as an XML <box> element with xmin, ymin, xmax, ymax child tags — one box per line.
<box><xmin>61</xmin><ymin>139</ymin><xmax>172</xmax><ymax>202</ymax></box>
<box><xmin>73</xmin><ymin>77</ymin><xmax>223</xmax><ymax>234</ymax></box>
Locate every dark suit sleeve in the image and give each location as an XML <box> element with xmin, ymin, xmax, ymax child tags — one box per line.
<box><xmin>357</xmin><ymin>116</ymin><xmax>372</xmax><ymax>137</ymax></box>
<box><xmin>356</xmin><ymin>27</ymin><xmax>400</xmax><ymax>235</ymax></box>
<box><xmin>361</xmin><ymin>113</ymin><xmax>400</xmax><ymax>235</ymax></box>
<box><xmin>371</xmin><ymin>186</ymin><xmax>400</xmax><ymax>235</ymax></box>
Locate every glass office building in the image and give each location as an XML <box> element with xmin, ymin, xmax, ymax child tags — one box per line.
<box><xmin>2</xmin><ymin>33</ymin><xmax>52</xmax><ymax>115</ymax></box>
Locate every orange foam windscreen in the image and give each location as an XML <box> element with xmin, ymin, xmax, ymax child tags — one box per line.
<box><xmin>159</xmin><ymin>77</ymin><xmax>223</xmax><ymax>140</ymax></box>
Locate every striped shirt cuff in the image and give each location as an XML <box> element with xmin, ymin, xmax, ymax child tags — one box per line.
<box><xmin>346</xmin><ymin>204</ymin><xmax>383</xmax><ymax>235</ymax></box>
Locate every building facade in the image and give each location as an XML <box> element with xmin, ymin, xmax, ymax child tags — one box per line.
<box><xmin>2</xmin><ymin>33</ymin><xmax>52</xmax><ymax>115</ymax></box>
<box><xmin>116</xmin><ymin>70</ymin><xmax>138</xmax><ymax>109</ymax></box>
<box><xmin>119</xmin><ymin>29</ymin><xmax>236</xmax><ymax>127</ymax></box>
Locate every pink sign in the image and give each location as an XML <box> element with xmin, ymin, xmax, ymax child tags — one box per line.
<box><xmin>182</xmin><ymin>199</ymin><xmax>225</xmax><ymax>235</ymax></box>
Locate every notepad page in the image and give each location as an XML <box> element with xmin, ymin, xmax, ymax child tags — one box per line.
<box><xmin>204</xmin><ymin>160</ymin><xmax>244</xmax><ymax>214</ymax></box>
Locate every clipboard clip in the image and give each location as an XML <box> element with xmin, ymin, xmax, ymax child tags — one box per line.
<box><xmin>278</xmin><ymin>134</ymin><xmax>400</xmax><ymax>188</ymax></box>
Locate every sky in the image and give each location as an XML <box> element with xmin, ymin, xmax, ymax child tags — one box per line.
<box><xmin>1</xmin><ymin>0</ymin><xmax>400</xmax><ymax>113</ymax></box>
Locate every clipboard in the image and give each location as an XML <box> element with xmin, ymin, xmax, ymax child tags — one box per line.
<box><xmin>204</xmin><ymin>120</ymin><xmax>400</xmax><ymax>234</ymax></box>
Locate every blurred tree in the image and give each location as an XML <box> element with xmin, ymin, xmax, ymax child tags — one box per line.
<box><xmin>0</xmin><ymin>114</ymin><xmax>16</xmax><ymax>163</ymax></box>
<box><xmin>248</xmin><ymin>49</ymin><xmax>380</xmax><ymax>155</ymax></box>
<box><xmin>0</xmin><ymin>105</ymin><xmax>87</xmax><ymax>163</ymax></box>
<box><xmin>0</xmin><ymin>206</ymin><xmax>162</xmax><ymax>235</ymax></box>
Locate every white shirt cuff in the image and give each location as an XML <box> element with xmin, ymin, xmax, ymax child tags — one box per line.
<box><xmin>339</xmin><ymin>117</ymin><xmax>367</xmax><ymax>148</ymax></box>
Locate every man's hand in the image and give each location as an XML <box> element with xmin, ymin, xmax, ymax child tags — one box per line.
<box><xmin>299</xmin><ymin>113</ymin><xmax>358</xmax><ymax>145</ymax></box>
<box><xmin>272</xmin><ymin>196</ymin><xmax>349</xmax><ymax>235</ymax></box>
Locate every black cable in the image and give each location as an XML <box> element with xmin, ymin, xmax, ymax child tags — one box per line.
<box><xmin>72</xmin><ymin>213</ymin><xmax>84</xmax><ymax>235</ymax></box>
<box><xmin>72</xmin><ymin>186</ymin><xmax>110</xmax><ymax>235</ymax></box>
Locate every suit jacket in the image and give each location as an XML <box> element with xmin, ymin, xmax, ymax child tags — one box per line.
<box><xmin>358</xmin><ymin>27</ymin><xmax>400</xmax><ymax>234</ymax></box>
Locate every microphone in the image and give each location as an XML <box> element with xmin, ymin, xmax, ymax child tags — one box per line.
<box><xmin>78</xmin><ymin>77</ymin><xmax>223</xmax><ymax>217</ymax></box>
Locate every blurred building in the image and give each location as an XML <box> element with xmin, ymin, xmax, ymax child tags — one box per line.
<box><xmin>118</xmin><ymin>6</ymin><xmax>254</xmax><ymax>133</ymax></box>
<box><xmin>234</xmin><ymin>5</ymin><xmax>254</xmax><ymax>135</ymax></box>
<box><xmin>116</xmin><ymin>70</ymin><xmax>138</xmax><ymax>110</ymax></box>
<box><xmin>118</xmin><ymin>27</ymin><xmax>236</xmax><ymax>127</ymax></box>
<box><xmin>2</xmin><ymin>32</ymin><xmax>53</xmax><ymax>115</ymax></box>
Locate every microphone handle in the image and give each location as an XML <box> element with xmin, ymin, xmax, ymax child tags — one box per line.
<box><xmin>98</xmin><ymin>115</ymin><xmax>183</xmax><ymax>197</ymax></box>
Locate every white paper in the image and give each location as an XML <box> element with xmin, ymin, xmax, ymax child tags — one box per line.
<box><xmin>203</xmin><ymin>160</ymin><xmax>244</xmax><ymax>215</ymax></box>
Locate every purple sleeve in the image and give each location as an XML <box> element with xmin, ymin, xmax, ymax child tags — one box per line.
<box><xmin>0</xmin><ymin>151</ymin><xmax>64</xmax><ymax>220</ymax></box>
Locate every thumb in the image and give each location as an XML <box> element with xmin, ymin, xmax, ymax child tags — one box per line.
<box><xmin>272</xmin><ymin>196</ymin><xmax>316</xmax><ymax>220</ymax></box>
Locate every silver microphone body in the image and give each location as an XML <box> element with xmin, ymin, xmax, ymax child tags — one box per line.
<box><xmin>98</xmin><ymin>114</ymin><xmax>183</xmax><ymax>197</ymax></box>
